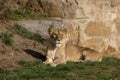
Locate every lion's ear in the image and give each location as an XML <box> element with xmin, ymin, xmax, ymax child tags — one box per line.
<box><xmin>48</xmin><ymin>28</ymin><xmax>51</xmax><ymax>34</ymax></box>
<box><xmin>63</xmin><ymin>28</ymin><xmax>67</xmax><ymax>33</ymax></box>
<box><xmin>48</xmin><ymin>27</ymin><xmax>53</xmax><ymax>35</ymax></box>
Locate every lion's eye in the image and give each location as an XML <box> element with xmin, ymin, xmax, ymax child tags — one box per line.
<box><xmin>52</xmin><ymin>34</ymin><xmax>57</xmax><ymax>38</ymax></box>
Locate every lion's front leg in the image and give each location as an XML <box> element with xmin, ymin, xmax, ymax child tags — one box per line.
<box><xmin>44</xmin><ymin>49</ymin><xmax>56</xmax><ymax>65</ymax></box>
<box><xmin>43</xmin><ymin>56</ymin><xmax>53</xmax><ymax>64</ymax></box>
<box><xmin>50</xmin><ymin>55</ymin><xmax>66</xmax><ymax>67</ymax></box>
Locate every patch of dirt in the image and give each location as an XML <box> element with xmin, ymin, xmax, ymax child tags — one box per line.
<box><xmin>0</xmin><ymin>0</ymin><xmax>41</xmax><ymax>12</ymax></box>
<box><xmin>0</xmin><ymin>22</ymin><xmax>47</xmax><ymax>69</ymax></box>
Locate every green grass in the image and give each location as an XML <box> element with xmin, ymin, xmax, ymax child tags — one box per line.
<box><xmin>0</xmin><ymin>9</ymin><xmax>44</xmax><ymax>20</ymax></box>
<box><xmin>0</xmin><ymin>33</ymin><xmax>14</xmax><ymax>46</ymax></box>
<box><xmin>0</xmin><ymin>58</ymin><xmax>120</xmax><ymax>80</ymax></box>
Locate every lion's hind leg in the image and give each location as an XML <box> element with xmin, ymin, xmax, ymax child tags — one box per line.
<box><xmin>78</xmin><ymin>54</ymin><xmax>86</xmax><ymax>62</ymax></box>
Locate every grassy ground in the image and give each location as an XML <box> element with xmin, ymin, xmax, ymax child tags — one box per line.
<box><xmin>0</xmin><ymin>22</ymin><xmax>46</xmax><ymax>69</ymax></box>
<box><xmin>0</xmin><ymin>58</ymin><xmax>120</xmax><ymax>80</ymax></box>
<box><xmin>0</xmin><ymin>9</ymin><xmax>45</xmax><ymax>20</ymax></box>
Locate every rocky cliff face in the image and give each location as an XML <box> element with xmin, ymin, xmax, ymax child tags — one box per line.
<box><xmin>3</xmin><ymin>0</ymin><xmax>120</xmax><ymax>54</ymax></box>
<box><xmin>40</xmin><ymin>0</ymin><xmax>120</xmax><ymax>54</ymax></box>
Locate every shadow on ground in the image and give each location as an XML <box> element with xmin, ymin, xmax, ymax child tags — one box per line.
<box><xmin>23</xmin><ymin>49</ymin><xmax>46</xmax><ymax>62</ymax></box>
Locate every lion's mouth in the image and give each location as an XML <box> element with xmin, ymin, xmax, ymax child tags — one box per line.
<box><xmin>55</xmin><ymin>41</ymin><xmax>61</xmax><ymax>47</ymax></box>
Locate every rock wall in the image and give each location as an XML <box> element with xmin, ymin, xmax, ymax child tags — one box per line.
<box><xmin>43</xmin><ymin>0</ymin><xmax>120</xmax><ymax>52</ymax></box>
<box><xmin>75</xmin><ymin>0</ymin><xmax>120</xmax><ymax>53</ymax></box>
<box><xmin>19</xmin><ymin>0</ymin><xmax>120</xmax><ymax>54</ymax></box>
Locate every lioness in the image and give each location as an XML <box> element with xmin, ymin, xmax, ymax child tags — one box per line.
<box><xmin>44</xmin><ymin>26</ymin><xmax>104</xmax><ymax>67</ymax></box>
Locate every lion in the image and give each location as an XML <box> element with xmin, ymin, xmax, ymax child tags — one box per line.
<box><xmin>43</xmin><ymin>26</ymin><xmax>81</xmax><ymax>66</ymax></box>
<box><xmin>44</xmin><ymin>26</ymin><xmax>104</xmax><ymax>67</ymax></box>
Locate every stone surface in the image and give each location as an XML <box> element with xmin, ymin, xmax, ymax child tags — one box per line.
<box><xmin>114</xmin><ymin>17</ymin><xmax>120</xmax><ymax>33</ymax></box>
<box><xmin>18</xmin><ymin>0</ymin><xmax>120</xmax><ymax>53</ymax></box>
<box><xmin>18</xmin><ymin>20</ymin><xmax>52</xmax><ymax>39</ymax></box>
<box><xmin>41</xmin><ymin>0</ymin><xmax>85</xmax><ymax>18</ymax></box>
<box><xmin>85</xmin><ymin>21</ymin><xmax>110</xmax><ymax>37</ymax></box>
<box><xmin>83</xmin><ymin>38</ymin><xmax>105</xmax><ymax>52</ymax></box>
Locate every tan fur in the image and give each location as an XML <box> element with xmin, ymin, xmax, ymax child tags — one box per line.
<box><xmin>104</xmin><ymin>45</ymin><xmax>120</xmax><ymax>59</ymax></box>
<box><xmin>44</xmin><ymin>27</ymin><xmax>104</xmax><ymax>67</ymax></box>
<box><xmin>79</xmin><ymin>47</ymin><xmax>104</xmax><ymax>62</ymax></box>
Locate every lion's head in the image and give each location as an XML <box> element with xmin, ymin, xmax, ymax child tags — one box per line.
<box><xmin>48</xmin><ymin>27</ymin><xmax>68</xmax><ymax>47</ymax></box>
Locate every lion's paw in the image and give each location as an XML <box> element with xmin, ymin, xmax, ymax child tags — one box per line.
<box><xmin>50</xmin><ymin>63</ymin><xmax>57</xmax><ymax>67</ymax></box>
<box><xmin>43</xmin><ymin>59</ymin><xmax>52</xmax><ymax>65</ymax></box>
<box><xmin>43</xmin><ymin>61</ymin><xmax>49</xmax><ymax>64</ymax></box>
